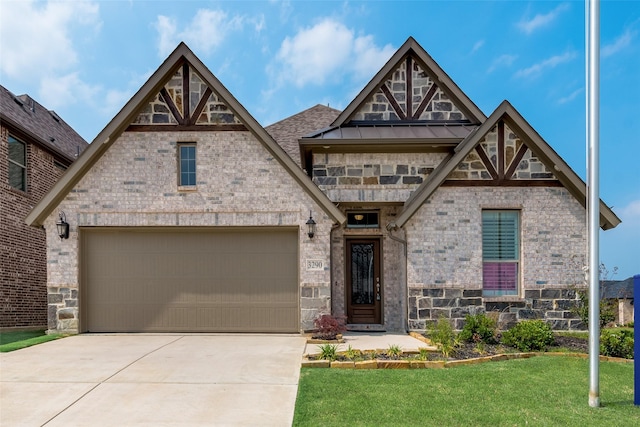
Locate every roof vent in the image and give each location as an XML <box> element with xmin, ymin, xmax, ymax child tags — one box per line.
<box><xmin>13</xmin><ymin>96</ymin><xmax>24</xmax><ymax>107</ymax></box>
<box><xmin>49</xmin><ymin>137</ymin><xmax>56</xmax><ymax>144</ymax></box>
<box><xmin>49</xmin><ymin>110</ymin><xmax>61</xmax><ymax>122</ymax></box>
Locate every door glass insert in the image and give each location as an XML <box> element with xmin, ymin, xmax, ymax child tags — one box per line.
<box><xmin>351</xmin><ymin>243</ymin><xmax>374</xmax><ymax>304</ymax></box>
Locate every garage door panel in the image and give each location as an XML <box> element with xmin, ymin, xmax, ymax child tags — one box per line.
<box><xmin>81</xmin><ymin>228</ymin><xmax>299</xmax><ymax>333</ymax></box>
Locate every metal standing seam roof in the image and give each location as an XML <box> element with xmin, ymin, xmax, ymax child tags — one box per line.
<box><xmin>304</xmin><ymin>123</ymin><xmax>477</xmax><ymax>141</ymax></box>
<box><xmin>0</xmin><ymin>85</ymin><xmax>88</xmax><ymax>161</ymax></box>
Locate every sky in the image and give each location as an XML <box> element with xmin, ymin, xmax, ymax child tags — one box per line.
<box><xmin>1</xmin><ymin>0</ymin><xmax>638</xmax><ymax>279</ymax></box>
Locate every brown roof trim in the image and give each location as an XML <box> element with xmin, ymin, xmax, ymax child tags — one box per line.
<box><xmin>332</xmin><ymin>37</ymin><xmax>486</xmax><ymax>127</ymax></box>
<box><xmin>26</xmin><ymin>43</ymin><xmax>346</xmax><ymax>227</ymax></box>
<box><xmin>392</xmin><ymin>100</ymin><xmax>620</xmax><ymax>230</ymax></box>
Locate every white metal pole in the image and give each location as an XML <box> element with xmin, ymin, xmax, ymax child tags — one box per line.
<box><xmin>587</xmin><ymin>0</ymin><xmax>601</xmax><ymax>408</ymax></box>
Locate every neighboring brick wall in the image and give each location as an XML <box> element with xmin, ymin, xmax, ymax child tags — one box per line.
<box><xmin>0</xmin><ymin>124</ymin><xmax>66</xmax><ymax>329</ymax></box>
<box><xmin>405</xmin><ymin>186</ymin><xmax>587</xmax><ymax>331</ymax></box>
<box><xmin>43</xmin><ymin>130</ymin><xmax>334</xmax><ymax>333</ymax></box>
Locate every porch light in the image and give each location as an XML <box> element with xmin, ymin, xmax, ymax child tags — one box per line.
<box><xmin>306</xmin><ymin>211</ymin><xmax>316</xmax><ymax>239</ymax></box>
<box><xmin>56</xmin><ymin>211</ymin><xmax>69</xmax><ymax>240</ymax></box>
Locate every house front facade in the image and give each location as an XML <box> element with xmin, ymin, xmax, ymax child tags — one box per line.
<box><xmin>27</xmin><ymin>38</ymin><xmax>619</xmax><ymax>334</ymax></box>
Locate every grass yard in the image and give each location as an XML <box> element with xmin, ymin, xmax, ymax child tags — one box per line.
<box><xmin>0</xmin><ymin>330</ymin><xmax>66</xmax><ymax>352</ymax></box>
<box><xmin>294</xmin><ymin>356</ymin><xmax>638</xmax><ymax>426</ymax></box>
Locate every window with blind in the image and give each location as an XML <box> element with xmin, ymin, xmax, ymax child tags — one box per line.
<box><xmin>482</xmin><ymin>210</ymin><xmax>519</xmax><ymax>296</ymax></box>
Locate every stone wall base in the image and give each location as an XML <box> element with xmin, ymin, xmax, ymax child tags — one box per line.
<box><xmin>408</xmin><ymin>287</ymin><xmax>586</xmax><ymax>331</ymax></box>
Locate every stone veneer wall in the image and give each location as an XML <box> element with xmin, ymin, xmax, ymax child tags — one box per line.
<box><xmin>331</xmin><ymin>205</ymin><xmax>406</xmax><ymax>332</ymax></box>
<box><xmin>405</xmin><ymin>186</ymin><xmax>587</xmax><ymax>331</ymax></box>
<box><xmin>313</xmin><ymin>152</ymin><xmax>447</xmax><ymax>203</ymax></box>
<box><xmin>43</xmin><ymin>131</ymin><xmax>334</xmax><ymax>333</ymax></box>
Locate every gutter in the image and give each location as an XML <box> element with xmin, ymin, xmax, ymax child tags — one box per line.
<box><xmin>386</xmin><ymin>222</ymin><xmax>409</xmax><ymax>333</ymax></box>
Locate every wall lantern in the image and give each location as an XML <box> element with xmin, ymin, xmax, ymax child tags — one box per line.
<box><xmin>306</xmin><ymin>211</ymin><xmax>316</xmax><ymax>239</ymax></box>
<box><xmin>56</xmin><ymin>211</ymin><xmax>69</xmax><ymax>240</ymax></box>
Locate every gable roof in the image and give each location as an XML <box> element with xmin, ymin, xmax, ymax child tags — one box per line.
<box><xmin>332</xmin><ymin>37</ymin><xmax>486</xmax><ymax>127</ymax></box>
<box><xmin>26</xmin><ymin>43</ymin><xmax>346</xmax><ymax>227</ymax></box>
<box><xmin>391</xmin><ymin>100</ymin><xmax>621</xmax><ymax>230</ymax></box>
<box><xmin>0</xmin><ymin>84</ymin><xmax>88</xmax><ymax>162</ymax></box>
<box><xmin>266</xmin><ymin>104</ymin><xmax>340</xmax><ymax>168</ymax></box>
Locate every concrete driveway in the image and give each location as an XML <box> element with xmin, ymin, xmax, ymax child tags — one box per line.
<box><xmin>0</xmin><ymin>334</ymin><xmax>306</xmax><ymax>426</ymax></box>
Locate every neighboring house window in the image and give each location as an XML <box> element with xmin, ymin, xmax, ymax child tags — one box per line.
<box><xmin>482</xmin><ymin>210</ymin><xmax>520</xmax><ymax>296</ymax></box>
<box><xmin>178</xmin><ymin>143</ymin><xmax>196</xmax><ymax>187</ymax></box>
<box><xmin>8</xmin><ymin>135</ymin><xmax>26</xmax><ymax>191</ymax></box>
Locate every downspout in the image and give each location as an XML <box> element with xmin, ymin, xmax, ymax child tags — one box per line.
<box><xmin>386</xmin><ymin>222</ymin><xmax>408</xmax><ymax>333</ymax></box>
<box><xmin>329</xmin><ymin>222</ymin><xmax>341</xmax><ymax>316</ymax></box>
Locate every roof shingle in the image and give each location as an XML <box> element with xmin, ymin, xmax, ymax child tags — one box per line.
<box><xmin>0</xmin><ymin>85</ymin><xmax>88</xmax><ymax>161</ymax></box>
<box><xmin>266</xmin><ymin>104</ymin><xmax>341</xmax><ymax>168</ymax></box>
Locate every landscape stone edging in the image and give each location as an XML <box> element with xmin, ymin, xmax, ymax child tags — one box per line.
<box><xmin>300</xmin><ymin>352</ymin><xmax>633</xmax><ymax>369</ymax></box>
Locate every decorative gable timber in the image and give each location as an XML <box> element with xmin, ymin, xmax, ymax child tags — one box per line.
<box><xmin>352</xmin><ymin>54</ymin><xmax>469</xmax><ymax>123</ymax></box>
<box><xmin>129</xmin><ymin>61</ymin><xmax>244</xmax><ymax>129</ymax></box>
<box><xmin>26</xmin><ymin>43</ymin><xmax>346</xmax><ymax>227</ymax></box>
<box><xmin>332</xmin><ymin>37</ymin><xmax>485</xmax><ymax>127</ymax></box>
<box><xmin>391</xmin><ymin>100</ymin><xmax>621</xmax><ymax>230</ymax></box>
<box><xmin>446</xmin><ymin>120</ymin><xmax>559</xmax><ymax>184</ymax></box>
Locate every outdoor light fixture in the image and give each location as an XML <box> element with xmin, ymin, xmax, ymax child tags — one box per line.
<box><xmin>56</xmin><ymin>211</ymin><xmax>69</xmax><ymax>240</ymax></box>
<box><xmin>306</xmin><ymin>211</ymin><xmax>316</xmax><ymax>239</ymax></box>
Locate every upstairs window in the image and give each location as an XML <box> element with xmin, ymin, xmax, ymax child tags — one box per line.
<box><xmin>8</xmin><ymin>135</ymin><xmax>26</xmax><ymax>191</ymax></box>
<box><xmin>178</xmin><ymin>143</ymin><xmax>196</xmax><ymax>187</ymax></box>
<box><xmin>482</xmin><ymin>210</ymin><xmax>520</xmax><ymax>296</ymax></box>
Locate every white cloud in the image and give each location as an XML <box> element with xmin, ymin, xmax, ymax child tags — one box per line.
<box><xmin>619</xmin><ymin>199</ymin><xmax>640</xmax><ymax>226</ymax></box>
<box><xmin>155</xmin><ymin>9</ymin><xmax>244</xmax><ymax>57</ymax></box>
<box><xmin>514</xmin><ymin>51</ymin><xmax>577</xmax><ymax>79</ymax></box>
<box><xmin>273</xmin><ymin>18</ymin><xmax>394</xmax><ymax>87</ymax></box>
<box><xmin>517</xmin><ymin>3</ymin><xmax>570</xmax><ymax>34</ymax></box>
<box><xmin>471</xmin><ymin>40</ymin><xmax>485</xmax><ymax>54</ymax></box>
<box><xmin>602</xmin><ymin>27</ymin><xmax>636</xmax><ymax>57</ymax></box>
<box><xmin>487</xmin><ymin>54</ymin><xmax>517</xmax><ymax>73</ymax></box>
<box><xmin>558</xmin><ymin>88</ymin><xmax>583</xmax><ymax>105</ymax></box>
<box><xmin>0</xmin><ymin>0</ymin><xmax>100</xmax><ymax>81</ymax></box>
<box><xmin>39</xmin><ymin>72</ymin><xmax>100</xmax><ymax>109</ymax></box>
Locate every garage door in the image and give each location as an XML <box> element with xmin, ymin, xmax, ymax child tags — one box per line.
<box><xmin>80</xmin><ymin>227</ymin><xmax>299</xmax><ymax>333</ymax></box>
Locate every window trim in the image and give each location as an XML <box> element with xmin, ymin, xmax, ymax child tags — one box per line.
<box><xmin>177</xmin><ymin>142</ymin><xmax>197</xmax><ymax>189</ymax></box>
<box><xmin>8</xmin><ymin>135</ymin><xmax>27</xmax><ymax>192</ymax></box>
<box><xmin>481</xmin><ymin>209</ymin><xmax>521</xmax><ymax>297</ymax></box>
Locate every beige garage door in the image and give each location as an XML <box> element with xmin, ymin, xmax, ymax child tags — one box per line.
<box><xmin>80</xmin><ymin>227</ymin><xmax>299</xmax><ymax>333</ymax></box>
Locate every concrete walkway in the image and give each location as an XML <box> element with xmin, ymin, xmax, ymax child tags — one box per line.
<box><xmin>304</xmin><ymin>332</ymin><xmax>432</xmax><ymax>355</ymax></box>
<box><xmin>0</xmin><ymin>334</ymin><xmax>306</xmax><ymax>426</ymax></box>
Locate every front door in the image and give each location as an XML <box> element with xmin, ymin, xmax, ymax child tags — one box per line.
<box><xmin>346</xmin><ymin>239</ymin><xmax>381</xmax><ymax>324</ymax></box>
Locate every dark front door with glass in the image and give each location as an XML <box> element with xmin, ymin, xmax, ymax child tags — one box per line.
<box><xmin>346</xmin><ymin>239</ymin><xmax>381</xmax><ymax>324</ymax></box>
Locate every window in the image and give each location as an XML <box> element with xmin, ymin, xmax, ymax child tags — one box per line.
<box><xmin>178</xmin><ymin>143</ymin><xmax>196</xmax><ymax>187</ymax></box>
<box><xmin>8</xmin><ymin>135</ymin><xmax>26</xmax><ymax>191</ymax></box>
<box><xmin>482</xmin><ymin>210</ymin><xmax>519</xmax><ymax>296</ymax></box>
<box><xmin>346</xmin><ymin>212</ymin><xmax>379</xmax><ymax>228</ymax></box>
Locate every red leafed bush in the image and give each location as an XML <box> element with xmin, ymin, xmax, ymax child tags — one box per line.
<box><xmin>312</xmin><ymin>314</ymin><xmax>347</xmax><ymax>340</ymax></box>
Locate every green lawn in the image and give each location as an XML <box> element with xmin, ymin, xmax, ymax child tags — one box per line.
<box><xmin>0</xmin><ymin>330</ymin><xmax>66</xmax><ymax>352</ymax></box>
<box><xmin>294</xmin><ymin>356</ymin><xmax>638</xmax><ymax>426</ymax></box>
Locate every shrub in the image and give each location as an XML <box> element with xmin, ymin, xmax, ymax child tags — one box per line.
<box><xmin>428</xmin><ymin>316</ymin><xmax>459</xmax><ymax>357</ymax></box>
<box><xmin>600</xmin><ymin>328</ymin><xmax>634</xmax><ymax>359</ymax></box>
<box><xmin>459</xmin><ymin>313</ymin><xmax>498</xmax><ymax>344</ymax></box>
<box><xmin>502</xmin><ymin>320</ymin><xmax>555</xmax><ymax>352</ymax></box>
<box><xmin>312</xmin><ymin>314</ymin><xmax>346</xmax><ymax>340</ymax></box>
<box><xmin>386</xmin><ymin>344</ymin><xmax>403</xmax><ymax>358</ymax></box>
<box><xmin>317</xmin><ymin>343</ymin><xmax>339</xmax><ymax>361</ymax></box>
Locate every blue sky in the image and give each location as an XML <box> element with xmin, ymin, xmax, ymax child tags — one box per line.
<box><xmin>1</xmin><ymin>0</ymin><xmax>638</xmax><ymax>279</ymax></box>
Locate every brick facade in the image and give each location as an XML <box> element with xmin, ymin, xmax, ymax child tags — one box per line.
<box><xmin>43</xmin><ymin>131</ymin><xmax>334</xmax><ymax>333</ymax></box>
<box><xmin>404</xmin><ymin>186</ymin><xmax>587</xmax><ymax>331</ymax></box>
<box><xmin>1</xmin><ymin>124</ymin><xmax>66</xmax><ymax>329</ymax></box>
